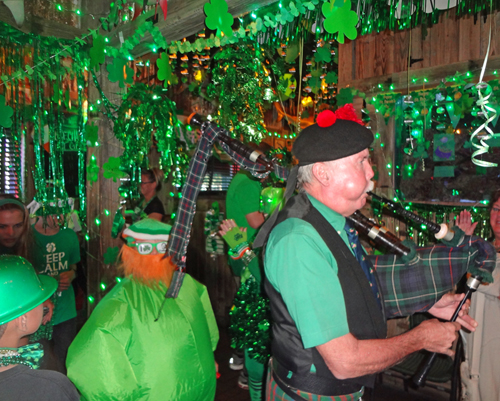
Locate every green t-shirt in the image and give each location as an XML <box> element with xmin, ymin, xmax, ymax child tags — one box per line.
<box><xmin>226</xmin><ymin>170</ymin><xmax>263</xmax><ymax>242</ymax></box>
<box><xmin>264</xmin><ymin>194</ymin><xmax>352</xmax><ymax>349</ymax></box>
<box><xmin>32</xmin><ymin>227</ymin><xmax>81</xmax><ymax>325</ymax></box>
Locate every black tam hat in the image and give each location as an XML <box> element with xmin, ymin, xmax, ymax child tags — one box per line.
<box><xmin>293</xmin><ymin>105</ymin><xmax>373</xmax><ymax>166</ymax></box>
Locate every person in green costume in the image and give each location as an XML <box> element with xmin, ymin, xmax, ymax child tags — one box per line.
<box><xmin>66</xmin><ymin>219</ymin><xmax>219</xmax><ymax>401</ymax></box>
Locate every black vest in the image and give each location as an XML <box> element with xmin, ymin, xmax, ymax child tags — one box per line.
<box><xmin>264</xmin><ymin>193</ymin><xmax>387</xmax><ymax>395</ymax></box>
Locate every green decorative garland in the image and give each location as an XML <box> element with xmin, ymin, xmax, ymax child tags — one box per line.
<box><xmin>229</xmin><ymin>275</ymin><xmax>271</xmax><ymax>364</ymax></box>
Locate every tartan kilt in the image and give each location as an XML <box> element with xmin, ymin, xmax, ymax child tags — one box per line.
<box><xmin>265</xmin><ymin>362</ymin><xmax>364</xmax><ymax>401</ymax></box>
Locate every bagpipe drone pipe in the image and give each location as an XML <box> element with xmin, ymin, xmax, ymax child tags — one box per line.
<box><xmin>164</xmin><ymin>114</ymin><xmax>289</xmax><ymax>298</ymax></box>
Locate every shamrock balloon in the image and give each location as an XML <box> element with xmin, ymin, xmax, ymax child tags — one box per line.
<box><xmin>204</xmin><ymin>0</ymin><xmax>234</xmax><ymax>38</ymax></box>
<box><xmin>0</xmin><ymin>95</ymin><xmax>13</xmax><ymax>128</ymax></box>
<box><xmin>322</xmin><ymin>0</ymin><xmax>358</xmax><ymax>43</ymax></box>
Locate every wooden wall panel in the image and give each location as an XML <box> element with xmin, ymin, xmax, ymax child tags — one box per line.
<box><xmin>339</xmin><ymin>10</ymin><xmax>500</xmax><ymax>89</ymax></box>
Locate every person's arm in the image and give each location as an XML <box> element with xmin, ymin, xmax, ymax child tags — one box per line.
<box><xmin>245</xmin><ymin>210</ymin><xmax>265</xmax><ymax>229</ymax></box>
<box><xmin>57</xmin><ymin>265</ymin><xmax>76</xmax><ymax>291</ymax></box>
<box><xmin>317</xmin><ymin>319</ymin><xmax>461</xmax><ymax>380</ymax></box>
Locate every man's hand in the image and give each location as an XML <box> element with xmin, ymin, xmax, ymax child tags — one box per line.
<box><xmin>219</xmin><ymin>219</ymin><xmax>246</xmax><ymax>237</ymax></box>
<box><xmin>42</xmin><ymin>299</ymin><xmax>54</xmax><ymax>325</ymax></box>
<box><xmin>455</xmin><ymin>210</ymin><xmax>478</xmax><ymax>236</ymax></box>
<box><xmin>427</xmin><ymin>293</ymin><xmax>477</xmax><ymax>331</ymax></box>
<box><xmin>58</xmin><ymin>269</ymin><xmax>76</xmax><ymax>292</ymax></box>
<box><xmin>414</xmin><ymin>319</ymin><xmax>461</xmax><ymax>357</ymax></box>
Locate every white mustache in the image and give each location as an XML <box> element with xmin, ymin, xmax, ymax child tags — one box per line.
<box><xmin>365</xmin><ymin>181</ymin><xmax>375</xmax><ymax>193</ymax></box>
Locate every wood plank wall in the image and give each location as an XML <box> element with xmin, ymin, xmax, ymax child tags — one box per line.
<box><xmin>338</xmin><ymin>9</ymin><xmax>500</xmax><ymax>90</ymax></box>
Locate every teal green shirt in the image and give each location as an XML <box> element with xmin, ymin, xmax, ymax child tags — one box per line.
<box><xmin>32</xmin><ymin>227</ymin><xmax>80</xmax><ymax>325</ymax></box>
<box><xmin>265</xmin><ymin>194</ymin><xmax>351</xmax><ymax>349</ymax></box>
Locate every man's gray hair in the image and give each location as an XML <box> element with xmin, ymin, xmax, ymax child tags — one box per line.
<box><xmin>296</xmin><ymin>164</ymin><xmax>315</xmax><ymax>192</ymax></box>
<box><xmin>297</xmin><ymin>160</ymin><xmax>337</xmax><ymax>192</ymax></box>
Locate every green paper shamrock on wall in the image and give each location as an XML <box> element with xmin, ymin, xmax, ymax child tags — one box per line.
<box><xmin>0</xmin><ymin>95</ymin><xmax>13</xmax><ymax>128</ymax></box>
<box><xmin>103</xmin><ymin>156</ymin><xmax>127</xmax><ymax>182</ymax></box>
<box><xmin>314</xmin><ymin>46</ymin><xmax>332</xmax><ymax>63</ymax></box>
<box><xmin>104</xmin><ymin>246</ymin><xmax>120</xmax><ymax>265</ymax></box>
<box><xmin>107</xmin><ymin>58</ymin><xmax>134</xmax><ymax>88</ymax></box>
<box><xmin>156</xmin><ymin>52</ymin><xmax>172</xmax><ymax>88</ymax></box>
<box><xmin>90</xmin><ymin>34</ymin><xmax>106</xmax><ymax>71</ymax></box>
<box><xmin>84</xmin><ymin>123</ymin><xmax>99</xmax><ymax>146</ymax></box>
<box><xmin>322</xmin><ymin>0</ymin><xmax>358</xmax><ymax>43</ymax></box>
<box><xmin>336</xmin><ymin>87</ymin><xmax>354</xmax><ymax>106</ymax></box>
<box><xmin>204</xmin><ymin>0</ymin><xmax>234</xmax><ymax>38</ymax></box>
<box><xmin>325</xmin><ymin>71</ymin><xmax>338</xmax><ymax>84</ymax></box>
<box><xmin>87</xmin><ymin>157</ymin><xmax>99</xmax><ymax>184</ymax></box>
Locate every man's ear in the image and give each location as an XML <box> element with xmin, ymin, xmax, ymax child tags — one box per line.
<box><xmin>18</xmin><ymin>314</ymin><xmax>29</xmax><ymax>332</ymax></box>
<box><xmin>312</xmin><ymin>163</ymin><xmax>330</xmax><ymax>186</ymax></box>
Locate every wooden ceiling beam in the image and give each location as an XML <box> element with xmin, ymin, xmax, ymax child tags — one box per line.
<box><xmin>108</xmin><ymin>0</ymin><xmax>279</xmax><ymax>56</ymax></box>
<box><xmin>0</xmin><ymin>2</ymin><xmax>84</xmax><ymax>40</ymax></box>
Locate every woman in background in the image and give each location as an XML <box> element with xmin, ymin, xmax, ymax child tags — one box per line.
<box><xmin>137</xmin><ymin>168</ymin><xmax>165</xmax><ymax>222</ymax></box>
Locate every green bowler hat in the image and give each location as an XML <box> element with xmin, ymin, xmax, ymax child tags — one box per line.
<box><xmin>122</xmin><ymin>218</ymin><xmax>172</xmax><ymax>241</ymax></box>
<box><xmin>0</xmin><ymin>255</ymin><xmax>58</xmax><ymax>326</ymax></box>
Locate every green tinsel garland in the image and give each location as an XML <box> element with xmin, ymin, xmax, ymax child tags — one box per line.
<box><xmin>229</xmin><ymin>275</ymin><xmax>271</xmax><ymax>364</ymax></box>
<box><xmin>113</xmin><ymin>84</ymin><xmax>190</xmax><ymax>198</ymax></box>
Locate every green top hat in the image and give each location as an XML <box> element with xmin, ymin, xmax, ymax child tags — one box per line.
<box><xmin>0</xmin><ymin>255</ymin><xmax>58</xmax><ymax>326</ymax></box>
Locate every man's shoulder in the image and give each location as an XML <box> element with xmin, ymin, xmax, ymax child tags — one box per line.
<box><xmin>269</xmin><ymin>217</ymin><xmax>318</xmax><ymax>243</ymax></box>
<box><xmin>0</xmin><ymin>366</ymin><xmax>79</xmax><ymax>401</ymax></box>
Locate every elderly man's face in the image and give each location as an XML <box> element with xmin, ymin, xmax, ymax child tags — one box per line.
<box><xmin>326</xmin><ymin>148</ymin><xmax>374</xmax><ymax>216</ymax></box>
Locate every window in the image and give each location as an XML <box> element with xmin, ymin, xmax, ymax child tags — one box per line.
<box><xmin>200</xmin><ymin>157</ymin><xmax>239</xmax><ymax>191</ymax></box>
<box><xmin>0</xmin><ymin>128</ymin><xmax>22</xmax><ymax>196</ymax></box>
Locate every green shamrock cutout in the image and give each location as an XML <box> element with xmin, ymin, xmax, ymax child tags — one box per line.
<box><xmin>102</xmin><ymin>156</ymin><xmax>126</xmax><ymax>182</ymax></box>
<box><xmin>276</xmin><ymin>8</ymin><xmax>294</xmax><ymax>24</ymax></box>
<box><xmin>104</xmin><ymin>246</ymin><xmax>120</xmax><ymax>265</ymax></box>
<box><xmin>325</xmin><ymin>71</ymin><xmax>338</xmax><ymax>84</ymax></box>
<box><xmin>0</xmin><ymin>95</ymin><xmax>13</xmax><ymax>128</ymax></box>
<box><xmin>204</xmin><ymin>0</ymin><xmax>234</xmax><ymax>38</ymax></box>
<box><xmin>412</xmin><ymin>144</ymin><xmax>429</xmax><ymax>159</ymax></box>
<box><xmin>84</xmin><ymin>123</ymin><xmax>99</xmax><ymax>146</ymax></box>
<box><xmin>107</xmin><ymin>58</ymin><xmax>134</xmax><ymax>88</ymax></box>
<box><xmin>336</xmin><ymin>87</ymin><xmax>354</xmax><ymax>106</ymax></box>
<box><xmin>90</xmin><ymin>34</ymin><xmax>106</xmax><ymax>71</ymax></box>
<box><xmin>322</xmin><ymin>0</ymin><xmax>359</xmax><ymax>43</ymax></box>
<box><xmin>156</xmin><ymin>52</ymin><xmax>172</xmax><ymax>88</ymax></box>
<box><xmin>314</xmin><ymin>46</ymin><xmax>332</xmax><ymax>63</ymax></box>
<box><xmin>87</xmin><ymin>157</ymin><xmax>99</xmax><ymax>184</ymax></box>
<box><xmin>264</xmin><ymin>15</ymin><xmax>277</xmax><ymax>28</ymax></box>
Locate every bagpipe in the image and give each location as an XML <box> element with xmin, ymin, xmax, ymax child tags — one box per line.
<box><xmin>166</xmin><ymin>114</ymin><xmax>496</xmax><ymax>384</ymax></box>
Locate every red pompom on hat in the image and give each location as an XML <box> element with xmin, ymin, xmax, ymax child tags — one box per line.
<box><xmin>316</xmin><ymin>110</ymin><xmax>337</xmax><ymax>127</ymax></box>
<box><xmin>335</xmin><ymin>103</ymin><xmax>363</xmax><ymax>125</ymax></box>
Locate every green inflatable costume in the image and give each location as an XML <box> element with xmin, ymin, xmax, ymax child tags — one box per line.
<box><xmin>66</xmin><ymin>219</ymin><xmax>219</xmax><ymax>401</ymax></box>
